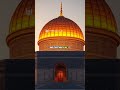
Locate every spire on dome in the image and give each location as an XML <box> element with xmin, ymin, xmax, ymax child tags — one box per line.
<box><xmin>60</xmin><ymin>2</ymin><xmax>63</xmax><ymax>16</ymax></box>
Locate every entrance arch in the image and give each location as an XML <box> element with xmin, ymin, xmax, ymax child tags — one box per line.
<box><xmin>54</xmin><ymin>63</ymin><xmax>67</xmax><ymax>82</ymax></box>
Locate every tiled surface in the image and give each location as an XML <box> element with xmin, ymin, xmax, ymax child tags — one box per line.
<box><xmin>39</xmin><ymin>16</ymin><xmax>84</xmax><ymax>40</ymax></box>
<box><xmin>86</xmin><ymin>0</ymin><xmax>117</xmax><ymax>32</ymax></box>
<box><xmin>9</xmin><ymin>0</ymin><xmax>35</xmax><ymax>34</ymax></box>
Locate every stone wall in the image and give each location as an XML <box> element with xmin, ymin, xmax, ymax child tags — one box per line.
<box><xmin>38</xmin><ymin>37</ymin><xmax>84</xmax><ymax>51</ymax></box>
<box><xmin>86</xmin><ymin>28</ymin><xmax>120</xmax><ymax>59</ymax></box>
<box><xmin>6</xmin><ymin>29</ymin><xmax>35</xmax><ymax>59</ymax></box>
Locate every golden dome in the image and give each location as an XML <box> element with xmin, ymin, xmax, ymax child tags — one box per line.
<box><xmin>38</xmin><ymin>2</ymin><xmax>84</xmax><ymax>51</ymax></box>
<box><xmin>9</xmin><ymin>0</ymin><xmax>35</xmax><ymax>34</ymax></box>
<box><xmin>39</xmin><ymin>16</ymin><xmax>84</xmax><ymax>41</ymax></box>
<box><xmin>86</xmin><ymin>0</ymin><xmax>117</xmax><ymax>32</ymax></box>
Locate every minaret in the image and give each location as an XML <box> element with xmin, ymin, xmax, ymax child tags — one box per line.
<box><xmin>60</xmin><ymin>2</ymin><xmax>63</xmax><ymax>16</ymax></box>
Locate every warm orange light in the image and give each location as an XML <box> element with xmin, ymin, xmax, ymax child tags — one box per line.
<box><xmin>55</xmin><ymin>70</ymin><xmax>66</xmax><ymax>82</ymax></box>
<box><xmin>57</xmin><ymin>71</ymin><xmax>64</xmax><ymax>78</ymax></box>
<box><xmin>39</xmin><ymin>16</ymin><xmax>84</xmax><ymax>41</ymax></box>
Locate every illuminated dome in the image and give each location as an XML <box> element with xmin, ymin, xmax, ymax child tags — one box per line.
<box><xmin>38</xmin><ymin>3</ymin><xmax>84</xmax><ymax>51</ymax></box>
<box><xmin>9</xmin><ymin>0</ymin><xmax>35</xmax><ymax>34</ymax></box>
<box><xmin>85</xmin><ymin>0</ymin><xmax>120</xmax><ymax>59</ymax></box>
<box><xmin>86</xmin><ymin>0</ymin><xmax>117</xmax><ymax>32</ymax></box>
<box><xmin>39</xmin><ymin>16</ymin><xmax>84</xmax><ymax>41</ymax></box>
<box><xmin>6</xmin><ymin>0</ymin><xmax>35</xmax><ymax>59</ymax></box>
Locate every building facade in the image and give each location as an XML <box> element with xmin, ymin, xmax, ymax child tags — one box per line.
<box><xmin>36</xmin><ymin>3</ymin><xmax>85</xmax><ymax>89</ymax></box>
<box><xmin>36</xmin><ymin>51</ymin><xmax>85</xmax><ymax>89</ymax></box>
<box><xmin>3</xmin><ymin>0</ymin><xmax>120</xmax><ymax>90</ymax></box>
<box><xmin>6</xmin><ymin>0</ymin><xmax>120</xmax><ymax>59</ymax></box>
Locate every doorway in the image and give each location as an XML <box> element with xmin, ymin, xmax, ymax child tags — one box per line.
<box><xmin>54</xmin><ymin>63</ymin><xmax>67</xmax><ymax>82</ymax></box>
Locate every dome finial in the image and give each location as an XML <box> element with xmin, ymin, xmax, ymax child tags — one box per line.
<box><xmin>60</xmin><ymin>2</ymin><xmax>63</xmax><ymax>16</ymax></box>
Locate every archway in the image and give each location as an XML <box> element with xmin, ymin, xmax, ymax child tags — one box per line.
<box><xmin>54</xmin><ymin>63</ymin><xmax>67</xmax><ymax>82</ymax></box>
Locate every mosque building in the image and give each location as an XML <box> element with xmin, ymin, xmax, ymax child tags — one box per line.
<box><xmin>38</xmin><ymin>2</ymin><xmax>84</xmax><ymax>51</ymax></box>
<box><xmin>36</xmin><ymin>2</ymin><xmax>85</xmax><ymax>89</ymax></box>
<box><xmin>1</xmin><ymin>0</ymin><xmax>120</xmax><ymax>89</ymax></box>
<box><xmin>5</xmin><ymin>0</ymin><xmax>120</xmax><ymax>59</ymax></box>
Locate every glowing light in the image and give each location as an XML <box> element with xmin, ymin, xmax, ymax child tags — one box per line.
<box><xmin>55</xmin><ymin>70</ymin><xmax>66</xmax><ymax>82</ymax></box>
<box><xmin>39</xmin><ymin>2</ymin><xmax>84</xmax><ymax>41</ymax></box>
<box><xmin>39</xmin><ymin>22</ymin><xmax>84</xmax><ymax>40</ymax></box>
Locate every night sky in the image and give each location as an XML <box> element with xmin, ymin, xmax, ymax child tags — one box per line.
<box><xmin>0</xmin><ymin>0</ymin><xmax>120</xmax><ymax>59</ymax></box>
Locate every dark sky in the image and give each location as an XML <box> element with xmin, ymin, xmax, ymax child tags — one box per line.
<box><xmin>0</xmin><ymin>0</ymin><xmax>120</xmax><ymax>59</ymax></box>
<box><xmin>0</xmin><ymin>0</ymin><xmax>21</xmax><ymax>59</ymax></box>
